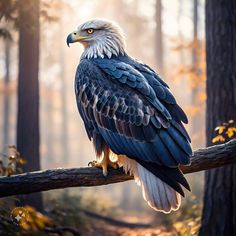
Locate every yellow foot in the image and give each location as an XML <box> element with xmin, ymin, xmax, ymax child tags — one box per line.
<box><xmin>88</xmin><ymin>160</ymin><xmax>119</xmax><ymax>176</ymax></box>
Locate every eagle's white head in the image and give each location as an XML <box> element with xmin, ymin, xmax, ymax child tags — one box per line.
<box><xmin>67</xmin><ymin>19</ymin><xmax>125</xmax><ymax>59</ymax></box>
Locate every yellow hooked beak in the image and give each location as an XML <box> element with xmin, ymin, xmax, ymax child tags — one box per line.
<box><xmin>66</xmin><ymin>31</ymin><xmax>90</xmax><ymax>46</ymax></box>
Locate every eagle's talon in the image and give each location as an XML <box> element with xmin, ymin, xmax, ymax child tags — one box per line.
<box><xmin>88</xmin><ymin>159</ymin><xmax>119</xmax><ymax>177</ymax></box>
<box><xmin>88</xmin><ymin>161</ymin><xmax>96</xmax><ymax>167</ymax></box>
<box><xmin>88</xmin><ymin>160</ymin><xmax>100</xmax><ymax>168</ymax></box>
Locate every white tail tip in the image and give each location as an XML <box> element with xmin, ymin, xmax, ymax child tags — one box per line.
<box><xmin>119</xmin><ymin>155</ymin><xmax>181</xmax><ymax>213</ymax></box>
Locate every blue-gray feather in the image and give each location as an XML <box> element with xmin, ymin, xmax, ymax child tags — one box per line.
<box><xmin>74</xmin><ymin>54</ymin><xmax>192</xmax><ymax>196</ymax></box>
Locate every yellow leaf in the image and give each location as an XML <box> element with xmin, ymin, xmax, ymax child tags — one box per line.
<box><xmin>226</xmin><ymin>128</ymin><xmax>236</xmax><ymax>138</ymax></box>
<box><xmin>212</xmin><ymin>135</ymin><xmax>225</xmax><ymax>143</ymax></box>
<box><xmin>17</xmin><ymin>158</ymin><xmax>27</xmax><ymax>165</ymax></box>
<box><xmin>214</xmin><ymin>126</ymin><xmax>225</xmax><ymax>134</ymax></box>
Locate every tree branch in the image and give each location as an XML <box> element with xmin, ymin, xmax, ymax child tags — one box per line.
<box><xmin>0</xmin><ymin>140</ymin><xmax>236</xmax><ymax>198</ymax></box>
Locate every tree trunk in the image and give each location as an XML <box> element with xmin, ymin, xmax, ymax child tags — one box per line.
<box><xmin>3</xmin><ymin>37</ymin><xmax>11</xmax><ymax>147</ymax></box>
<box><xmin>199</xmin><ymin>0</ymin><xmax>236</xmax><ymax>235</ymax></box>
<box><xmin>177</xmin><ymin>0</ymin><xmax>184</xmax><ymax>64</ymax></box>
<box><xmin>60</xmin><ymin>18</ymin><xmax>69</xmax><ymax>163</ymax></box>
<box><xmin>155</xmin><ymin>0</ymin><xmax>164</xmax><ymax>77</ymax></box>
<box><xmin>17</xmin><ymin>0</ymin><xmax>43</xmax><ymax>211</ymax></box>
<box><xmin>191</xmin><ymin>0</ymin><xmax>200</xmax><ymax>135</ymax></box>
<box><xmin>45</xmin><ymin>86</ymin><xmax>54</xmax><ymax>163</ymax></box>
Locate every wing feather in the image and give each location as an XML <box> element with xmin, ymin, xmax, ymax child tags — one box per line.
<box><xmin>75</xmin><ymin>58</ymin><xmax>192</xmax><ymax>195</ymax></box>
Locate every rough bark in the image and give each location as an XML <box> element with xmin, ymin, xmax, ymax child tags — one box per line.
<box><xmin>17</xmin><ymin>0</ymin><xmax>43</xmax><ymax>210</ymax></box>
<box><xmin>199</xmin><ymin>0</ymin><xmax>236</xmax><ymax>235</ymax></box>
<box><xmin>0</xmin><ymin>140</ymin><xmax>235</xmax><ymax>198</ymax></box>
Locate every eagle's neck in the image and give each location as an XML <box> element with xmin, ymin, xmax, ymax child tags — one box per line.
<box><xmin>81</xmin><ymin>35</ymin><xmax>125</xmax><ymax>59</ymax></box>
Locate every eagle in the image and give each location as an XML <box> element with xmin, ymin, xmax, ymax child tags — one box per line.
<box><xmin>67</xmin><ymin>19</ymin><xmax>192</xmax><ymax>213</ymax></box>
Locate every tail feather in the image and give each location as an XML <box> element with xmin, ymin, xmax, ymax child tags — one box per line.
<box><xmin>118</xmin><ymin>156</ymin><xmax>182</xmax><ymax>213</ymax></box>
<box><xmin>138</xmin><ymin>159</ymin><xmax>190</xmax><ymax>194</ymax></box>
<box><xmin>137</xmin><ymin>163</ymin><xmax>181</xmax><ymax>212</ymax></box>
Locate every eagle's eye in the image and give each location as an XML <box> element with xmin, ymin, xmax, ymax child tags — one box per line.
<box><xmin>87</xmin><ymin>28</ymin><xmax>94</xmax><ymax>34</ymax></box>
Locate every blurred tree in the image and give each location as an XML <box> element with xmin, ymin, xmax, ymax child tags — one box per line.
<box><xmin>0</xmin><ymin>2</ymin><xmax>14</xmax><ymax>151</ymax></box>
<box><xmin>199</xmin><ymin>0</ymin><xmax>236</xmax><ymax>235</ymax></box>
<box><xmin>177</xmin><ymin>0</ymin><xmax>184</xmax><ymax>64</ymax></box>
<box><xmin>59</xmin><ymin>15</ymin><xmax>69</xmax><ymax>163</ymax></box>
<box><xmin>172</xmin><ymin>1</ymin><xmax>206</xmax><ymax>148</ymax></box>
<box><xmin>191</xmin><ymin>0</ymin><xmax>200</xmax><ymax>135</ymax></box>
<box><xmin>0</xmin><ymin>0</ymin><xmax>58</xmax><ymax>210</ymax></box>
<box><xmin>17</xmin><ymin>0</ymin><xmax>43</xmax><ymax>211</ymax></box>
<box><xmin>2</xmin><ymin>36</ymin><xmax>11</xmax><ymax>148</ymax></box>
<box><xmin>155</xmin><ymin>0</ymin><xmax>163</xmax><ymax>77</ymax></box>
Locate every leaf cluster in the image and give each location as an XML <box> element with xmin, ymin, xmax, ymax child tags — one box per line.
<box><xmin>19</xmin><ymin>206</ymin><xmax>54</xmax><ymax>232</ymax></box>
<box><xmin>172</xmin><ymin>39</ymin><xmax>206</xmax><ymax>90</ymax></box>
<box><xmin>212</xmin><ymin>120</ymin><xmax>236</xmax><ymax>143</ymax></box>
<box><xmin>172</xmin><ymin>195</ymin><xmax>202</xmax><ymax>236</ymax></box>
<box><xmin>0</xmin><ymin>146</ymin><xmax>26</xmax><ymax>177</ymax></box>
